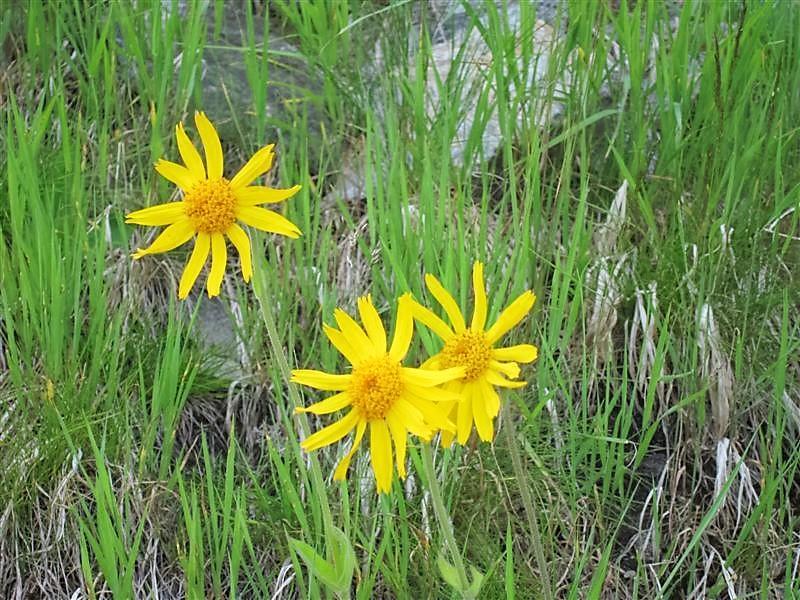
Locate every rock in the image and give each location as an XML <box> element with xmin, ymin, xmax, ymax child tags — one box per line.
<box><xmin>422</xmin><ymin>14</ymin><xmax>561</xmax><ymax>166</ymax></box>
<box><xmin>194</xmin><ymin>295</ymin><xmax>245</xmax><ymax>379</ymax></box>
<box><xmin>325</xmin><ymin>1</ymin><xmax>567</xmax><ymax>208</ymax></box>
<box><xmin>198</xmin><ymin>4</ymin><xmax>327</xmax><ymax>155</ymax></box>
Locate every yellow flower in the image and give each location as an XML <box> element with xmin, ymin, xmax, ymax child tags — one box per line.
<box><xmin>291</xmin><ymin>295</ymin><xmax>463</xmax><ymax>494</ymax></box>
<box><xmin>126</xmin><ymin>112</ymin><xmax>302</xmax><ymax>298</ymax></box>
<box><xmin>407</xmin><ymin>261</ymin><xmax>538</xmax><ymax>446</ymax></box>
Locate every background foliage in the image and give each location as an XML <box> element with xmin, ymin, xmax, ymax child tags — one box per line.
<box><xmin>1</xmin><ymin>1</ymin><xmax>799</xmax><ymax>597</ymax></box>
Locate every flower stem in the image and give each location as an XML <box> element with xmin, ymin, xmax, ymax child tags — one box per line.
<box><xmin>502</xmin><ymin>401</ymin><xmax>552</xmax><ymax>600</ymax></box>
<box><xmin>252</xmin><ymin>259</ymin><xmax>335</xmax><ymax>548</ymax></box>
<box><xmin>420</xmin><ymin>443</ymin><xmax>473</xmax><ymax>598</ymax></box>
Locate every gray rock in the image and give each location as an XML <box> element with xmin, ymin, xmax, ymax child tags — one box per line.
<box><xmin>198</xmin><ymin>4</ymin><xmax>326</xmax><ymax>155</ymax></box>
<box><xmin>327</xmin><ymin>0</ymin><xmax>567</xmax><ymax>208</ymax></box>
<box><xmin>194</xmin><ymin>294</ymin><xmax>245</xmax><ymax>379</ymax></box>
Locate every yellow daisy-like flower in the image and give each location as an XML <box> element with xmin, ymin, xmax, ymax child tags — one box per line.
<box><xmin>407</xmin><ymin>261</ymin><xmax>538</xmax><ymax>446</ymax></box>
<box><xmin>126</xmin><ymin>112</ymin><xmax>302</xmax><ymax>298</ymax></box>
<box><xmin>291</xmin><ymin>295</ymin><xmax>463</xmax><ymax>494</ymax></box>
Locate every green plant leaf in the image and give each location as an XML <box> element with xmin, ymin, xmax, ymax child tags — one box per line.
<box><xmin>330</xmin><ymin>526</ymin><xmax>356</xmax><ymax>591</ymax></box>
<box><xmin>466</xmin><ymin>566</ymin><xmax>484</xmax><ymax>597</ymax></box>
<box><xmin>289</xmin><ymin>536</ymin><xmax>349</xmax><ymax>595</ymax></box>
<box><xmin>437</xmin><ymin>553</ymin><xmax>463</xmax><ymax>593</ymax></box>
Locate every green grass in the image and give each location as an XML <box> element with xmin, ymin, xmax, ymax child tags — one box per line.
<box><xmin>1</xmin><ymin>0</ymin><xmax>799</xmax><ymax>598</ymax></box>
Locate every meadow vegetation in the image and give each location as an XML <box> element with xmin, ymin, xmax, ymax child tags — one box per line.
<box><xmin>1</xmin><ymin>1</ymin><xmax>799</xmax><ymax>598</ymax></box>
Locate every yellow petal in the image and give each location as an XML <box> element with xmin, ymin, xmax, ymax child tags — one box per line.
<box><xmin>404</xmin><ymin>392</ymin><xmax>456</xmax><ymax>432</ymax></box>
<box><xmin>357</xmin><ymin>295</ymin><xmax>387</xmax><ymax>354</ymax></box>
<box><xmin>478</xmin><ymin>379</ymin><xmax>501</xmax><ymax>418</ymax></box>
<box><xmin>492</xmin><ymin>344</ymin><xmax>539</xmax><ymax>364</ymax></box>
<box><xmin>230</xmin><ymin>144</ymin><xmax>274</xmax><ymax>189</ymax></box>
<box><xmin>154</xmin><ymin>159</ymin><xmax>198</xmax><ymax>192</ymax></box>
<box><xmin>471</xmin><ymin>384</ymin><xmax>494</xmax><ymax>442</ymax></box>
<box><xmin>295</xmin><ymin>392</ymin><xmax>351</xmax><ymax>415</ymax></box>
<box><xmin>176</xmin><ymin>122</ymin><xmax>205</xmax><ymax>180</ymax></box>
<box><xmin>226</xmin><ymin>223</ymin><xmax>252</xmax><ymax>282</ymax></box>
<box><xmin>485</xmin><ymin>290</ymin><xmax>536</xmax><ymax>344</ymax></box>
<box><xmin>439</xmin><ymin>392</ymin><xmax>460</xmax><ymax>444</ymax></box>
<box><xmin>385</xmin><ymin>412</ymin><xmax>408</xmax><ymax>479</ymax></box>
<box><xmin>234</xmin><ymin>184</ymin><xmax>302</xmax><ymax>205</ymax></box>
<box><xmin>132</xmin><ymin>219</ymin><xmax>194</xmax><ymax>258</ymax></box>
<box><xmin>405</xmin><ymin>382</ymin><xmax>461</xmax><ymax>402</ymax></box>
<box><xmin>425</xmin><ymin>273</ymin><xmax>466</xmax><ymax>332</ymax></box>
<box><xmin>333</xmin><ymin>420</ymin><xmax>367</xmax><ymax>481</ymax></box>
<box><xmin>126</xmin><ymin>201</ymin><xmax>186</xmax><ymax>226</ymax></box>
<box><xmin>291</xmin><ymin>369</ymin><xmax>351</xmax><ymax>391</ymax></box>
<box><xmin>456</xmin><ymin>385</ymin><xmax>474</xmax><ymax>445</ymax></box>
<box><xmin>237</xmin><ymin>206</ymin><xmax>302</xmax><ymax>238</ymax></box>
<box><xmin>178</xmin><ymin>232</ymin><xmax>210</xmax><ymax>299</ymax></box>
<box><xmin>206</xmin><ymin>233</ymin><xmax>227</xmax><ymax>297</ymax></box>
<box><xmin>490</xmin><ymin>360</ymin><xmax>520</xmax><ymax>379</ymax></box>
<box><xmin>485</xmin><ymin>370</ymin><xmax>527</xmax><ymax>389</ymax></box>
<box><xmin>440</xmin><ymin>428</ymin><xmax>456</xmax><ymax>447</ymax></box>
<box><xmin>369</xmin><ymin>420</ymin><xmax>394</xmax><ymax>494</ymax></box>
<box><xmin>402</xmin><ymin>366</ymin><xmax>465</xmax><ymax>388</ymax></box>
<box><xmin>471</xmin><ymin>261</ymin><xmax>488</xmax><ymax>331</ymax></box>
<box><xmin>301</xmin><ymin>409</ymin><xmax>359</xmax><ymax>452</ymax></box>
<box><xmin>391</xmin><ymin>398</ymin><xmax>432</xmax><ymax>439</ymax></box>
<box><xmin>421</xmin><ymin>355</ymin><xmax>440</xmax><ymax>370</ymax></box>
<box><xmin>324</xmin><ymin>324</ymin><xmax>366</xmax><ymax>366</ymax></box>
<box><xmin>195</xmin><ymin>111</ymin><xmax>224</xmax><ymax>179</ymax></box>
<box><xmin>333</xmin><ymin>308</ymin><xmax>374</xmax><ymax>353</ymax></box>
<box><xmin>407</xmin><ymin>295</ymin><xmax>454</xmax><ymax>341</ymax></box>
<box><xmin>440</xmin><ymin>400</ymin><xmax>458</xmax><ymax>447</ymax></box>
<box><xmin>388</xmin><ymin>296</ymin><xmax>414</xmax><ymax>361</ymax></box>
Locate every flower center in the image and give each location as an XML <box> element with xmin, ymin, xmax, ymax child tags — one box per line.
<box><xmin>349</xmin><ymin>355</ymin><xmax>404</xmax><ymax>421</ymax></box>
<box><xmin>183</xmin><ymin>178</ymin><xmax>237</xmax><ymax>233</ymax></box>
<box><xmin>440</xmin><ymin>330</ymin><xmax>491</xmax><ymax>381</ymax></box>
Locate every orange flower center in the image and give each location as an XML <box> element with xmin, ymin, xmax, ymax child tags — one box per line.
<box><xmin>349</xmin><ymin>355</ymin><xmax>404</xmax><ymax>421</ymax></box>
<box><xmin>184</xmin><ymin>178</ymin><xmax>237</xmax><ymax>233</ymax></box>
<box><xmin>440</xmin><ymin>330</ymin><xmax>491</xmax><ymax>381</ymax></box>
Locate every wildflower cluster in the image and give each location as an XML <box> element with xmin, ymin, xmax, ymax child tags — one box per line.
<box><xmin>292</xmin><ymin>263</ymin><xmax>537</xmax><ymax>492</ymax></box>
<box><xmin>128</xmin><ymin>114</ymin><xmax>538</xmax><ymax>494</ymax></box>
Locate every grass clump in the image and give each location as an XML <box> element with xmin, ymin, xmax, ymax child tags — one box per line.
<box><xmin>1</xmin><ymin>1</ymin><xmax>799</xmax><ymax>598</ymax></box>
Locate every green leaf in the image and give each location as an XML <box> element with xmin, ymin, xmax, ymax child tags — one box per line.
<box><xmin>466</xmin><ymin>566</ymin><xmax>485</xmax><ymax>597</ymax></box>
<box><xmin>505</xmin><ymin>524</ymin><xmax>515</xmax><ymax>600</ymax></box>
<box><xmin>329</xmin><ymin>526</ymin><xmax>356</xmax><ymax>591</ymax></box>
<box><xmin>289</xmin><ymin>536</ymin><xmax>350</xmax><ymax>595</ymax></box>
<box><xmin>437</xmin><ymin>553</ymin><xmax>463</xmax><ymax>593</ymax></box>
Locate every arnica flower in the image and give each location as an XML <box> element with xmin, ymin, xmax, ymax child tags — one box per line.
<box><xmin>291</xmin><ymin>296</ymin><xmax>463</xmax><ymax>494</ymax></box>
<box><xmin>406</xmin><ymin>261</ymin><xmax>538</xmax><ymax>446</ymax></box>
<box><xmin>126</xmin><ymin>112</ymin><xmax>302</xmax><ymax>298</ymax></box>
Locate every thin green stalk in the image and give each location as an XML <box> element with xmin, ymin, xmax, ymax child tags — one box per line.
<box><xmin>251</xmin><ymin>255</ymin><xmax>335</xmax><ymax>549</ymax></box>
<box><xmin>420</xmin><ymin>443</ymin><xmax>472</xmax><ymax>598</ymax></box>
<box><xmin>502</xmin><ymin>402</ymin><xmax>552</xmax><ymax>600</ymax></box>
